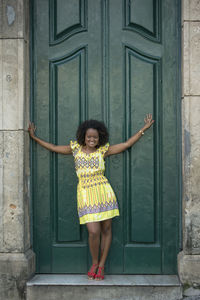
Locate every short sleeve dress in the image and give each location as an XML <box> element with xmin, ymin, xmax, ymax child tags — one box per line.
<box><xmin>70</xmin><ymin>141</ymin><xmax>120</xmax><ymax>224</ymax></box>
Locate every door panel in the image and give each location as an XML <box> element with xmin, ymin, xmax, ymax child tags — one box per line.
<box><xmin>31</xmin><ymin>0</ymin><xmax>181</xmax><ymax>274</ymax></box>
<box><xmin>127</xmin><ymin>48</ymin><xmax>157</xmax><ymax>244</ymax></box>
<box><xmin>124</xmin><ymin>0</ymin><xmax>160</xmax><ymax>41</ymax></box>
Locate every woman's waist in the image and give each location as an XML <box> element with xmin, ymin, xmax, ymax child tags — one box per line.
<box><xmin>78</xmin><ymin>170</ymin><xmax>104</xmax><ymax>179</ymax></box>
<box><xmin>78</xmin><ymin>172</ymin><xmax>108</xmax><ymax>186</ymax></box>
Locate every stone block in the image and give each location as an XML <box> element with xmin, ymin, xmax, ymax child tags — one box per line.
<box><xmin>0</xmin><ymin>39</ymin><xmax>27</xmax><ymax>130</ymax></box>
<box><xmin>184</xmin><ymin>0</ymin><xmax>200</xmax><ymax>21</ymax></box>
<box><xmin>183</xmin><ymin>22</ymin><xmax>200</xmax><ymax>95</ymax></box>
<box><xmin>0</xmin><ymin>0</ymin><xmax>29</xmax><ymax>40</ymax></box>
<box><xmin>0</xmin><ymin>249</ymin><xmax>35</xmax><ymax>300</ymax></box>
<box><xmin>182</xmin><ymin>97</ymin><xmax>200</xmax><ymax>254</ymax></box>
<box><xmin>184</xmin><ymin>287</ymin><xmax>200</xmax><ymax>297</ymax></box>
<box><xmin>0</xmin><ymin>131</ymin><xmax>31</xmax><ymax>252</ymax></box>
<box><xmin>178</xmin><ymin>251</ymin><xmax>200</xmax><ymax>286</ymax></box>
<box><xmin>26</xmin><ymin>275</ymin><xmax>182</xmax><ymax>300</ymax></box>
<box><xmin>27</xmin><ymin>286</ymin><xmax>182</xmax><ymax>300</ymax></box>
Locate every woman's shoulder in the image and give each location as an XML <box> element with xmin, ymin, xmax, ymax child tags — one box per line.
<box><xmin>70</xmin><ymin>140</ymin><xmax>80</xmax><ymax>149</ymax></box>
<box><xmin>70</xmin><ymin>140</ymin><xmax>81</xmax><ymax>156</ymax></box>
<box><xmin>98</xmin><ymin>142</ymin><xmax>109</xmax><ymax>155</ymax></box>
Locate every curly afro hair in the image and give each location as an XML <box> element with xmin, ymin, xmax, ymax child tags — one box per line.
<box><xmin>76</xmin><ymin>119</ymin><xmax>109</xmax><ymax>148</ymax></box>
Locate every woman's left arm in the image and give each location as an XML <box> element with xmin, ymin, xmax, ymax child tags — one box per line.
<box><xmin>105</xmin><ymin>114</ymin><xmax>154</xmax><ymax>157</ymax></box>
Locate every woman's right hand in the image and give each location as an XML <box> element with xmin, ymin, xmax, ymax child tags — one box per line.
<box><xmin>28</xmin><ymin>122</ymin><xmax>36</xmax><ymax>138</ymax></box>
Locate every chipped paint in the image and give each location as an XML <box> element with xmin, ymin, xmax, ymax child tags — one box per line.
<box><xmin>6</xmin><ymin>5</ymin><xmax>15</xmax><ymax>26</ymax></box>
<box><xmin>9</xmin><ymin>204</ymin><xmax>16</xmax><ymax>209</ymax></box>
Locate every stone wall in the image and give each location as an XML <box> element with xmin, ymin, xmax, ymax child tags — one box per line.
<box><xmin>178</xmin><ymin>0</ymin><xmax>200</xmax><ymax>286</ymax></box>
<box><xmin>0</xmin><ymin>1</ymin><xmax>35</xmax><ymax>299</ymax></box>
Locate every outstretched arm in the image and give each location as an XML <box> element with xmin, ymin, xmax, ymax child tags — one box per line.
<box><xmin>28</xmin><ymin>122</ymin><xmax>72</xmax><ymax>155</ymax></box>
<box><xmin>104</xmin><ymin>114</ymin><xmax>154</xmax><ymax>158</ymax></box>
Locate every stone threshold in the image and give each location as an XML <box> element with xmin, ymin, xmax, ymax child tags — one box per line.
<box><xmin>27</xmin><ymin>274</ymin><xmax>182</xmax><ymax>287</ymax></box>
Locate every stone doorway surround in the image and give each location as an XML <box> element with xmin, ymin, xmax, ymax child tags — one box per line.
<box><xmin>0</xmin><ymin>1</ymin><xmax>35</xmax><ymax>300</ymax></box>
<box><xmin>0</xmin><ymin>1</ymin><xmax>200</xmax><ymax>299</ymax></box>
<box><xmin>178</xmin><ymin>0</ymin><xmax>200</xmax><ymax>286</ymax></box>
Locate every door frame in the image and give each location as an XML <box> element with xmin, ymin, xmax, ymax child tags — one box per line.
<box><xmin>29</xmin><ymin>0</ymin><xmax>182</xmax><ymax>274</ymax></box>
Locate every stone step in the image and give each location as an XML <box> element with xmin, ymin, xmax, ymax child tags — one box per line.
<box><xmin>26</xmin><ymin>274</ymin><xmax>182</xmax><ymax>300</ymax></box>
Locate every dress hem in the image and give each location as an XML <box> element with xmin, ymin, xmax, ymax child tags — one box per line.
<box><xmin>79</xmin><ymin>210</ymin><xmax>120</xmax><ymax>225</ymax></box>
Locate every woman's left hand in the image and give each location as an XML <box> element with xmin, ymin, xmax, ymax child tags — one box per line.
<box><xmin>143</xmin><ymin>113</ymin><xmax>154</xmax><ymax>130</ymax></box>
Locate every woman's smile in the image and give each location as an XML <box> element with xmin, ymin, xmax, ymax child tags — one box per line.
<box><xmin>85</xmin><ymin>128</ymin><xmax>99</xmax><ymax>148</ymax></box>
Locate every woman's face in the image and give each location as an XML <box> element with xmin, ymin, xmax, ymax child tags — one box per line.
<box><xmin>85</xmin><ymin>128</ymin><xmax>99</xmax><ymax>148</ymax></box>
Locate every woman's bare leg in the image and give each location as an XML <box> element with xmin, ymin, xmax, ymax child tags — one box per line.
<box><xmin>96</xmin><ymin>219</ymin><xmax>112</xmax><ymax>279</ymax></box>
<box><xmin>86</xmin><ymin>222</ymin><xmax>101</xmax><ymax>277</ymax></box>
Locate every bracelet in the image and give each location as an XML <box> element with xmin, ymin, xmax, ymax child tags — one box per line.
<box><xmin>139</xmin><ymin>130</ymin><xmax>144</xmax><ymax>135</ymax></box>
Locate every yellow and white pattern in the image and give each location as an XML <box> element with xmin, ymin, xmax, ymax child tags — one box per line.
<box><xmin>70</xmin><ymin>141</ymin><xmax>119</xmax><ymax>224</ymax></box>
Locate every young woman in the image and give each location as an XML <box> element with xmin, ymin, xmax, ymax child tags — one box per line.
<box><xmin>28</xmin><ymin>114</ymin><xmax>154</xmax><ymax>280</ymax></box>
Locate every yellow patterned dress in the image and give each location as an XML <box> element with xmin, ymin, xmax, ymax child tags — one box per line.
<box><xmin>70</xmin><ymin>141</ymin><xmax>120</xmax><ymax>224</ymax></box>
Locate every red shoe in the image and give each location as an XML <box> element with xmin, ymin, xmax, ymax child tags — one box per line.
<box><xmin>87</xmin><ymin>263</ymin><xmax>98</xmax><ymax>280</ymax></box>
<box><xmin>95</xmin><ymin>266</ymin><xmax>104</xmax><ymax>280</ymax></box>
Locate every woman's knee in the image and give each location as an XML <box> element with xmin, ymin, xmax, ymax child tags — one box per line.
<box><xmin>87</xmin><ymin>224</ymin><xmax>101</xmax><ymax>240</ymax></box>
<box><xmin>101</xmin><ymin>223</ymin><xmax>112</xmax><ymax>236</ymax></box>
<box><xmin>88</xmin><ymin>229</ymin><xmax>100</xmax><ymax>240</ymax></box>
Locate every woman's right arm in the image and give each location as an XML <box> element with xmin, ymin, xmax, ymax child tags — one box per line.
<box><xmin>28</xmin><ymin>122</ymin><xmax>72</xmax><ymax>155</ymax></box>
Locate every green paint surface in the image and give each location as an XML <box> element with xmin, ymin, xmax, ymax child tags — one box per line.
<box><xmin>31</xmin><ymin>0</ymin><xmax>181</xmax><ymax>274</ymax></box>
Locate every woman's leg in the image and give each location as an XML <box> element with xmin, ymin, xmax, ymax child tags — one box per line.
<box><xmin>96</xmin><ymin>219</ymin><xmax>112</xmax><ymax>280</ymax></box>
<box><xmin>86</xmin><ymin>222</ymin><xmax>101</xmax><ymax>277</ymax></box>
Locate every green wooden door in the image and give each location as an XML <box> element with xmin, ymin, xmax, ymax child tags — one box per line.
<box><xmin>31</xmin><ymin>0</ymin><xmax>181</xmax><ymax>274</ymax></box>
